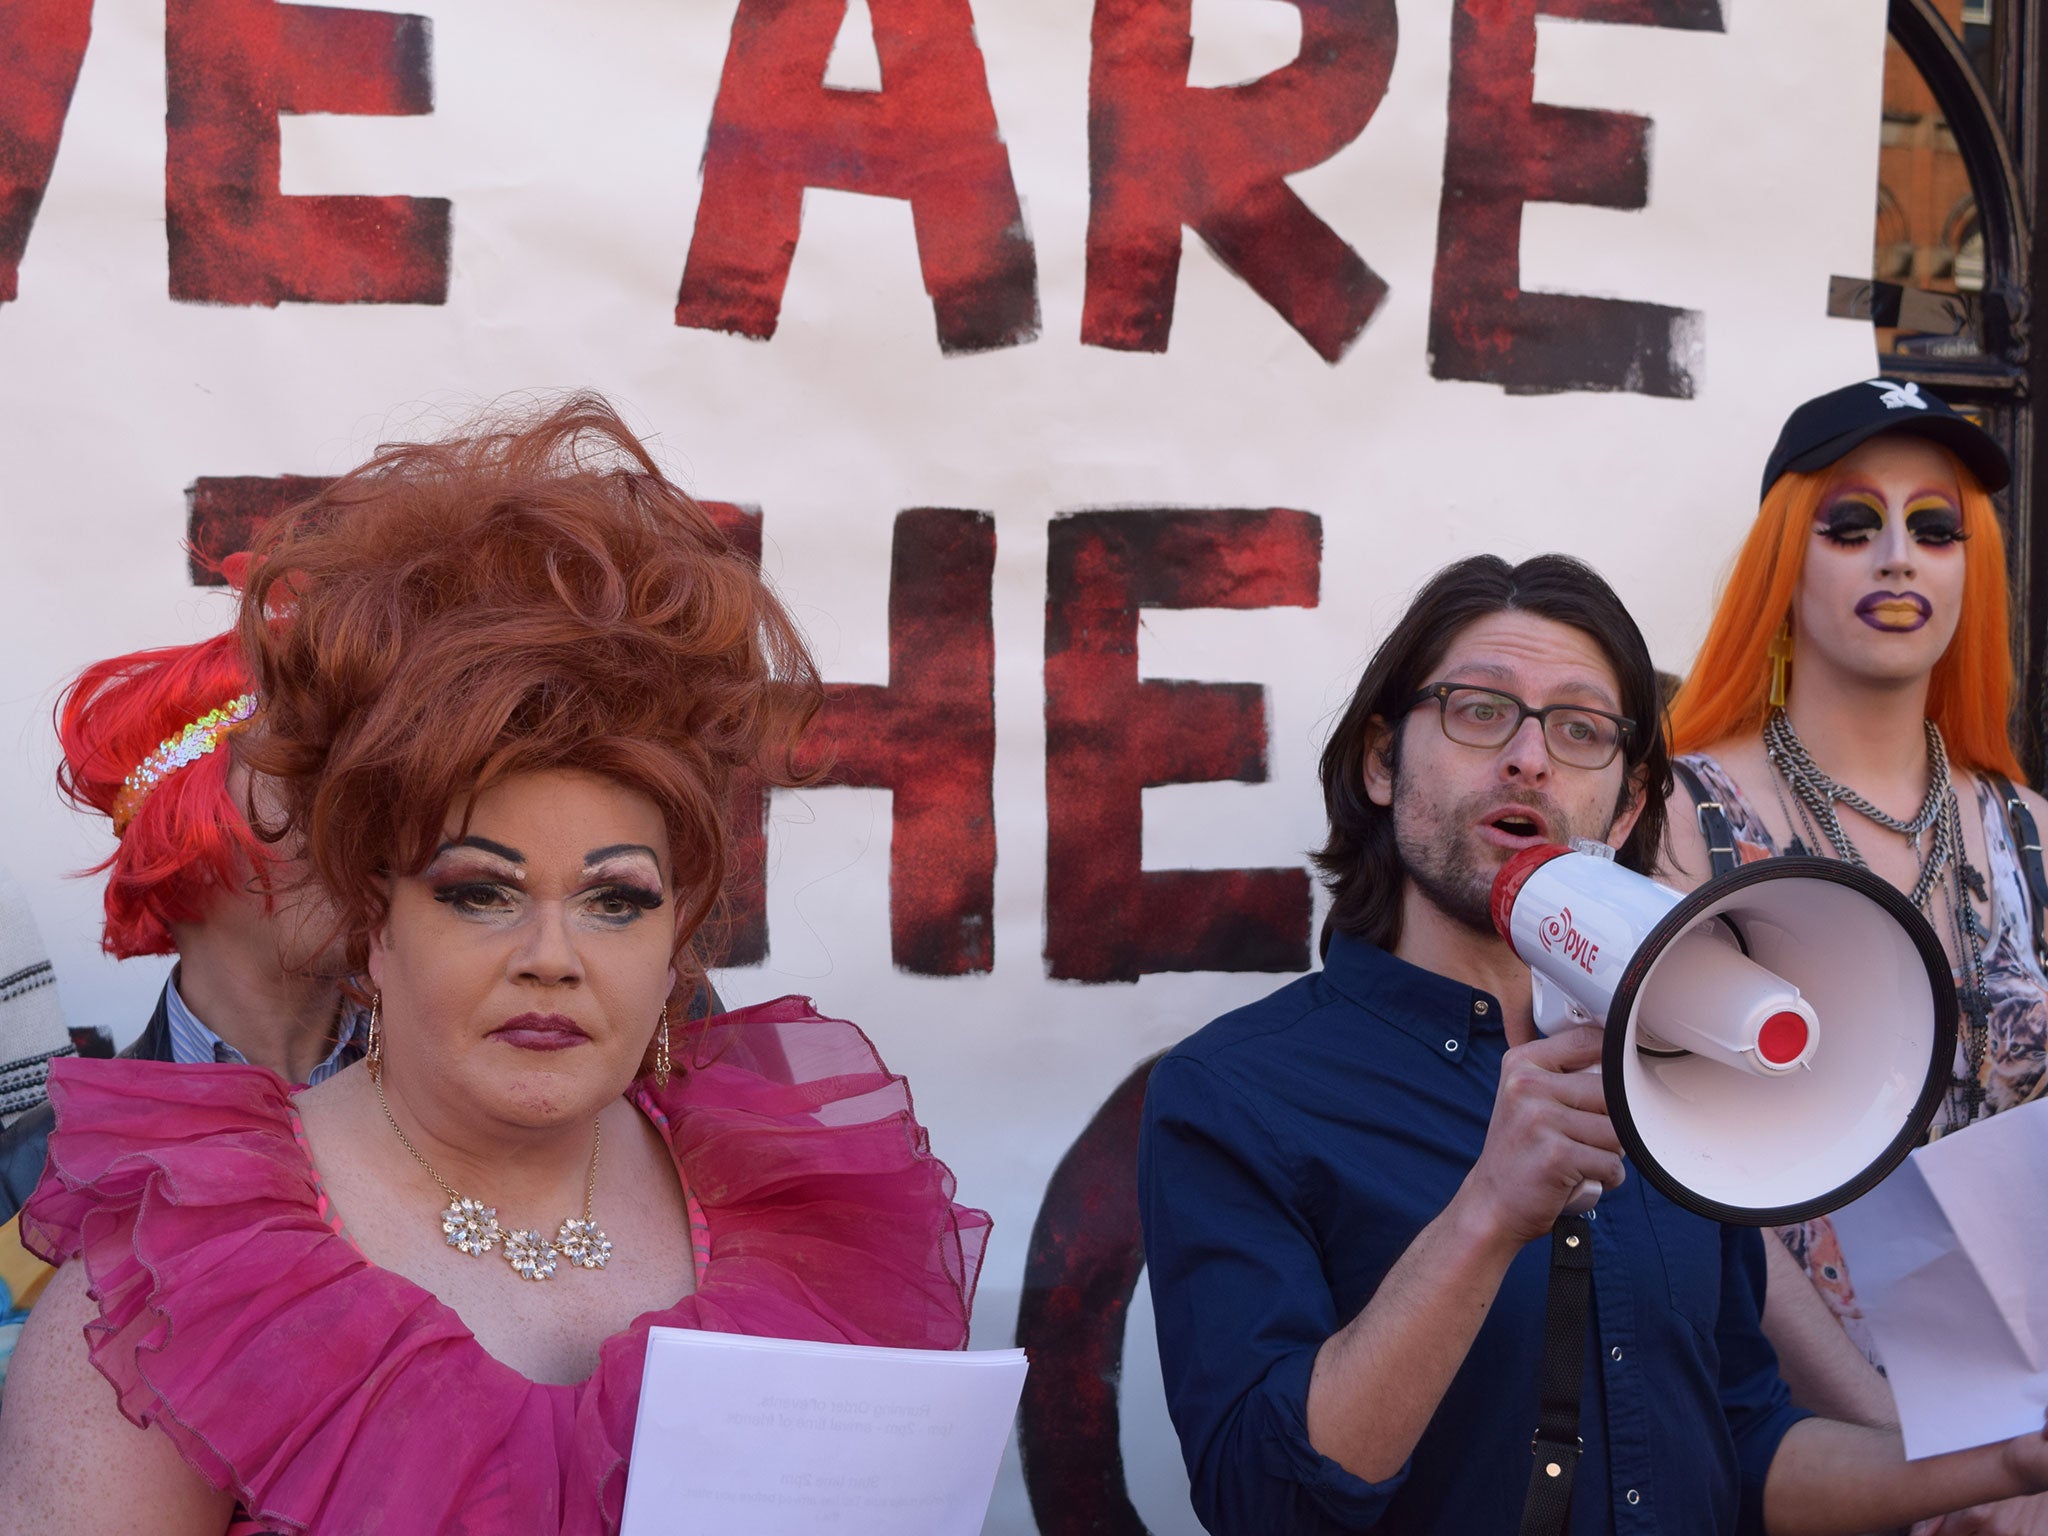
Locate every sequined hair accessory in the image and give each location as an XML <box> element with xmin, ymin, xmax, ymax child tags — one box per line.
<box><xmin>111</xmin><ymin>693</ymin><xmax>259</xmax><ymax>834</ymax></box>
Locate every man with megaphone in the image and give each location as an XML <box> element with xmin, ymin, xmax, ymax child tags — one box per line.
<box><xmin>1139</xmin><ymin>553</ymin><xmax>2048</xmax><ymax>1535</ymax></box>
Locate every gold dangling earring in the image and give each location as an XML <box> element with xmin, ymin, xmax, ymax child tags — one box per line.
<box><xmin>653</xmin><ymin>1002</ymin><xmax>671</xmax><ymax>1090</ymax></box>
<box><xmin>365</xmin><ymin>990</ymin><xmax>383</xmax><ymax>1084</ymax></box>
<box><xmin>1767</xmin><ymin>621</ymin><xmax>1793</xmax><ymax>709</ymax></box>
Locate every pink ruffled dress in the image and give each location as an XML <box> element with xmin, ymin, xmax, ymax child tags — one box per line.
<box><xmin>21</xmin><ymin>996</ymin><xmax>990</xmax><ymax>1535</ymax></box>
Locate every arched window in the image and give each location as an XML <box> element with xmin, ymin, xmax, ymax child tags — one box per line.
<box><xmin>1855</xmin><ymin>0</ymin><xmax>2042</xmax><ymax>771</ymax></box>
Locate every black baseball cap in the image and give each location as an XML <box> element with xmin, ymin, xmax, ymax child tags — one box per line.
<box><xmin>1760</xmin><ymin>377</ymin><xmax>2010</xmax><ymax>501</ymax></box>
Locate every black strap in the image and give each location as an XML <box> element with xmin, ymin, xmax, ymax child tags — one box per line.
<box><xmin>1985</xmin><ymin>772</ymin><xmax>2048</xmax><ymax>971</ymax></box>
<box><xmin>1672</xmin><ymin>759</ymin><xmax>1740</xmax><ymax>881</ymax></box>
<box><xmin>1519</xmin><ymin>1212</ymin><xmax>1594</xmax><ymax>1536</ymax></box>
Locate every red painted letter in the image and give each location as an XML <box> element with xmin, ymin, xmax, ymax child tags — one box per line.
<box><xmin>1045</xmin><ymin>509</ymin><xmax>1319</xmax><ymax>983</ymax></box>
<box><xmin>186</xmin><ymin>473</ymin><xmax>333</xmax><ymax>583</ymax></box>
<box><xmin>721</xmin><ymin>508</ymin><xmax>996</xmax><ymax>976</ymax></box>
<box><xmin>1429</xmin><ymin>0</ymin><xmax>1722</xmax><ymax>395</ymax></box>
<box><xmin>1083</xmin><ymin>0</ymin><xmax>1396</xmax><ymax>363</ymax></box>
<box><xmin>1016</xmin><ymin>1056</ymin><xmax>1158</xmax><ymax>1535</ymax></box>
<box><xmin>166</xmin><ymin>0</ymin><xmax>449</xmax><ymax>304</ymax></box>
<box><xmin>677</xmin><ymin>0</ymin><xmax>1038</xmax><ymax>354</ymax></box>
<box><xmin>701</xmin><ymin>504</ymin><xmax>773</xmax><ymax>967</ymax></box>
<box><xmin>0</xmin><ymin>0</ymin><xmax>93</xmax><ymax>303</ymax></box>
<box><xmin>811</xmin><ymin>508</ymin><xmax>997</xmax><ymax>973</ymax></box>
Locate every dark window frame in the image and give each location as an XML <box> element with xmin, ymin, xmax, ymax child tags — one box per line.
<box><xmin>1881</xmin><ymin>0</ymin><xmax>2043</xmax><ymax>775</ymax></box>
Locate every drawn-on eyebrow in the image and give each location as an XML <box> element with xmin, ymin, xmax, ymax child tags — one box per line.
<box><xmin>434</xmin><ymin>836</ymin><xmax>526</xmax><ymax>863</ymax></box>
<box><xmin>584</xmin><ymin>843</ymin><xmax>662</xmax><ymax>869</ymax></box>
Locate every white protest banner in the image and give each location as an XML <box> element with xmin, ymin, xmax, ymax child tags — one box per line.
<box><xmin>0</xmin><ymin>2</ymin><xmax>1884</xmax><ymax>1527</ymax></box>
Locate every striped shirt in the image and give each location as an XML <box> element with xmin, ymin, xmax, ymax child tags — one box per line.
<box><xmin>164</xmin><ymin>971</ymin><xmax>366</xmax><ymax>1087</ymax></box>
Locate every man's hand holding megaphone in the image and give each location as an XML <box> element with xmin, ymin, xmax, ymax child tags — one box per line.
<box><xmin>1489</xmin><ymin>841</ymin><xmax>1955</xmax><ymax>1225</ymax></box>
<box><xmin>1460</xmin><ymin>1024</ymin><xmax>1625</xmax><ymax>1247</ymax></box>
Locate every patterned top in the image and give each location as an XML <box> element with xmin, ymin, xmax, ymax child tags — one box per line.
<box><xmin>1676</xmin><ymin>752</ymin><xmax>2048</xmax><ymax>1362</ymax></box>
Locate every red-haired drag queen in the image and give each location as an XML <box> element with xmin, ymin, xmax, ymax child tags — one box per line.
<box><xmin>0</xmin><ymin>397</ymin><xmax>988</xmax><ymax>1534</ymax></box>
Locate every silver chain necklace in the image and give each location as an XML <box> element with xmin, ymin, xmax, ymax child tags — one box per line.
<box><xmin>1762</xmin><ymin>709</ymin><xmax>1989</xmax><ymax>1122</ymax></box>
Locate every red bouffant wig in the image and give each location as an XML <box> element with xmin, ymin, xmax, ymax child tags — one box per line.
<box><xmin>1668</xmin><ymin>457</ymin><xmax>2023</xmax><ymax>779</ymax></box>
<box><xmin>236</xmin><ymin>394</ymin><xmax>821</xmax><ymax>993</ymax></box>
<box><xmin>56</xmin><ymin>631</ymin><xmax>267</xmax><ymax>958</ymax></box>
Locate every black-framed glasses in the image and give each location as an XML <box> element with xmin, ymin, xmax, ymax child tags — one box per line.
<box><xmin>1404</xmin><ymin>683</ymin><xmax>1634</xmax><ymax>770</ymax></box>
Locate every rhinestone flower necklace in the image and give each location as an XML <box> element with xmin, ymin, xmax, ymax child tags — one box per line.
<box><xmin>374</xmin><ymin>1073</ymin><xmax>612</xmax><ymax>1281</ymax></box>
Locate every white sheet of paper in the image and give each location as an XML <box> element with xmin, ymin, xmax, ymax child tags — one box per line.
<box><xmin>618</xmin><ymin>1329</ymin><xmax>1028</xmax><ymax>1535</ymax></box>
<box><xmin>1830</xmin><ymin>1100</ymin><xmax>2048</xmax><ymax>1460</ymax></box>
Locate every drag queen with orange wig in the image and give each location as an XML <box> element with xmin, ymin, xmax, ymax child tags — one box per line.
<box><xmin>1664</xmin><ymin>379</ymin><xmax>2048</xmax><ymax>1450</ymax></box>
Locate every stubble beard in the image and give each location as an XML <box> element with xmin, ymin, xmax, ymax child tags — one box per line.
<box><xmin>1394</xmin><ymin>781</ymin><xmax>1610</xmax><ymax>938</ymax></box>
<box><xmin>1402</xmin><ymin>834</ymin><xmax>1499</xmax><ymax>934</ymax></box>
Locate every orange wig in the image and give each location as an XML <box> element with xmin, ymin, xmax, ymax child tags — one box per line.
<box><xmin>1667</xmin><ymin>459</ymin><xmax>2022</xmax><ymax>778</ymax></box>
<box><xmin>56</xmin><ymin>631</ymin><xmax>268</xmax><ymax>957</ymax></box>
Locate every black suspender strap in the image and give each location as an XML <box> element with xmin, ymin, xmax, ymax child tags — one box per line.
<box><xmin>1985</xmin><ymin>772</ymin><xmax>2048</xmax><ymax>972</ymax></box>
<box><xmin>1671</xmin><ymin>759</ymin><xmax>1740</xmax><ymax>881</ymax></box>
<box><xmin>1519</xmin><ymin>1212</ymin><xmax>1594</xmax><ymax>1536</ymax></box>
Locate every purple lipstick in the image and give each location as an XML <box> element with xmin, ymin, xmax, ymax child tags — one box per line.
<box><xmin>1855</xmin><ymin>591</ymin><xmax>1931</xmax><ymax>632</ymax></box>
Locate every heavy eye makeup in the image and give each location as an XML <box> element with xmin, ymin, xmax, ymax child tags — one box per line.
<box><xmin>1815</xmin><ymin>496</ymin><xmax>1884</xmax><ymax>547</ymax></box>
<box><xmin>426</xmin><ymin>856</ymin><xmax>524</xmax><ymax>920</ymax></box>
<box><xmin>420</xmin><ymin>833</ymin><xmax>667</xmax><ymax>924</ymax></box>
<box><xmin>578</xmin><ymin>860</ymin><xmax>666</xmax><ymax>925</ymax></box>
<box><xmin>1905</xmin><ymin>500</ymin><xmax>1968</xmax><ymax>547</ymax></box>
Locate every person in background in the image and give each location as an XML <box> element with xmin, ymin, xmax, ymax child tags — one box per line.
<box><xmin>0</xmin><ymin>861</ymin><xmax>73</xmax><ymax>1390</ymax></box>
<box><xmin>0</xmin><ymin>630</ymin><xmax>358</xmax><ymax>1394</ymax></box>
<box><xmin>0</xmin><ymin>862</ymin><xmax>73</xmax><ymax>1129</ymax></box>
<box><xmin>1664</xmin><ymin>377</ymin><xmax>2048</xmax><ymax>1532</ymax></box>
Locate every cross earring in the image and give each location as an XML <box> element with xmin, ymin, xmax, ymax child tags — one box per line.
<box><xmin>1767</xmin><ymin>622</ymin><xmax>1793</xmax><ymax>709</ymax></box>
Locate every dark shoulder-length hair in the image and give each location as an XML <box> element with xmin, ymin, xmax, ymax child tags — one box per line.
<box><xmin>1315</xmin><ymin>554</ymin><xmax>1672</xmax><ymax>952</ymax></box>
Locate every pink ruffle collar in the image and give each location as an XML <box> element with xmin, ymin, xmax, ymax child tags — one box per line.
<box><xmin>23</xmin><ymin>996</ymin><xmax>989</xmax><ymax>1534</ymax></box>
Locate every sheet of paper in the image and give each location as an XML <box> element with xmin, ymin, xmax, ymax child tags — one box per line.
<box><xmin>619</xmin><ymin>1329</ymin><xmax>1028</xmax><ymax>1536</ymax></box>
<box><xmin>1916</xmin><ymin>1097</ymin><xmax>2048</xmax><ymax>1372</ymax></box>
<box><xmin>1831</xmin><ymin>1101</ymin><xmax>2048</xmax><ymax>1460</ymax></box>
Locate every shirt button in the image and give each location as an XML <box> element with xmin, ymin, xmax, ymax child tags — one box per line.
<box><xmin>1474</xmin><ymin>999</ymin><xmax>1490</xmax><ymax>1015</ymax></box>
<box><xmin>1444</xmin><ymin>1038</ymin><xmax>1460</xmax><ymax>1053</ymax></box>
<box><xmin>1627</xmin><ymin>1490</ymin><xmax>1641</xmax><ymax>1505</ymax></box>
<box><xmin>1609</xmin><ymin>1346</ymin><xmax>1623</xmax><ymax>1362</ymax></box>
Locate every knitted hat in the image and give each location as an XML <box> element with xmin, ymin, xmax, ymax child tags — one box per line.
<box><xmin>0</xmin><ymin>863</ymin><xmax>72</xmax><ymax>1123</ymax></box>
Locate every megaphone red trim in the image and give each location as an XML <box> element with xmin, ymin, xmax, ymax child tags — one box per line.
<box><xmin>1489</xmin><ymin>843</ymin><xmax>1570</xmax><ymax>959</ymax></box>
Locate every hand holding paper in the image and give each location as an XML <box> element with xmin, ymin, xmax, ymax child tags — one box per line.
<box><xmin>1831</xmin><ymin>1100</ymin><xmax>2048</xmax><ymax>1460</ymax></box>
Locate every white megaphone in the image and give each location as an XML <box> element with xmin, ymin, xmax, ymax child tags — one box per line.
<box><xmin>1489</xmin><ymin>841</ymin><xmax>1958</xmax><ymax>1226</ymax></box>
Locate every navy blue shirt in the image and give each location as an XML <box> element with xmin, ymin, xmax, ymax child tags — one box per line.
<box><xmin>1138</xmin><ymin>933</ymin><xmax>1810</xmax><ymax>1535</ymax></box>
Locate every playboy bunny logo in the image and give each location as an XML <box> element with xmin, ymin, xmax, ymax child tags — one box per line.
<box><xmin>1868</xmin><ymin>379</ymin><xmax>1928</xmax><ymax>411</ymax></box>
